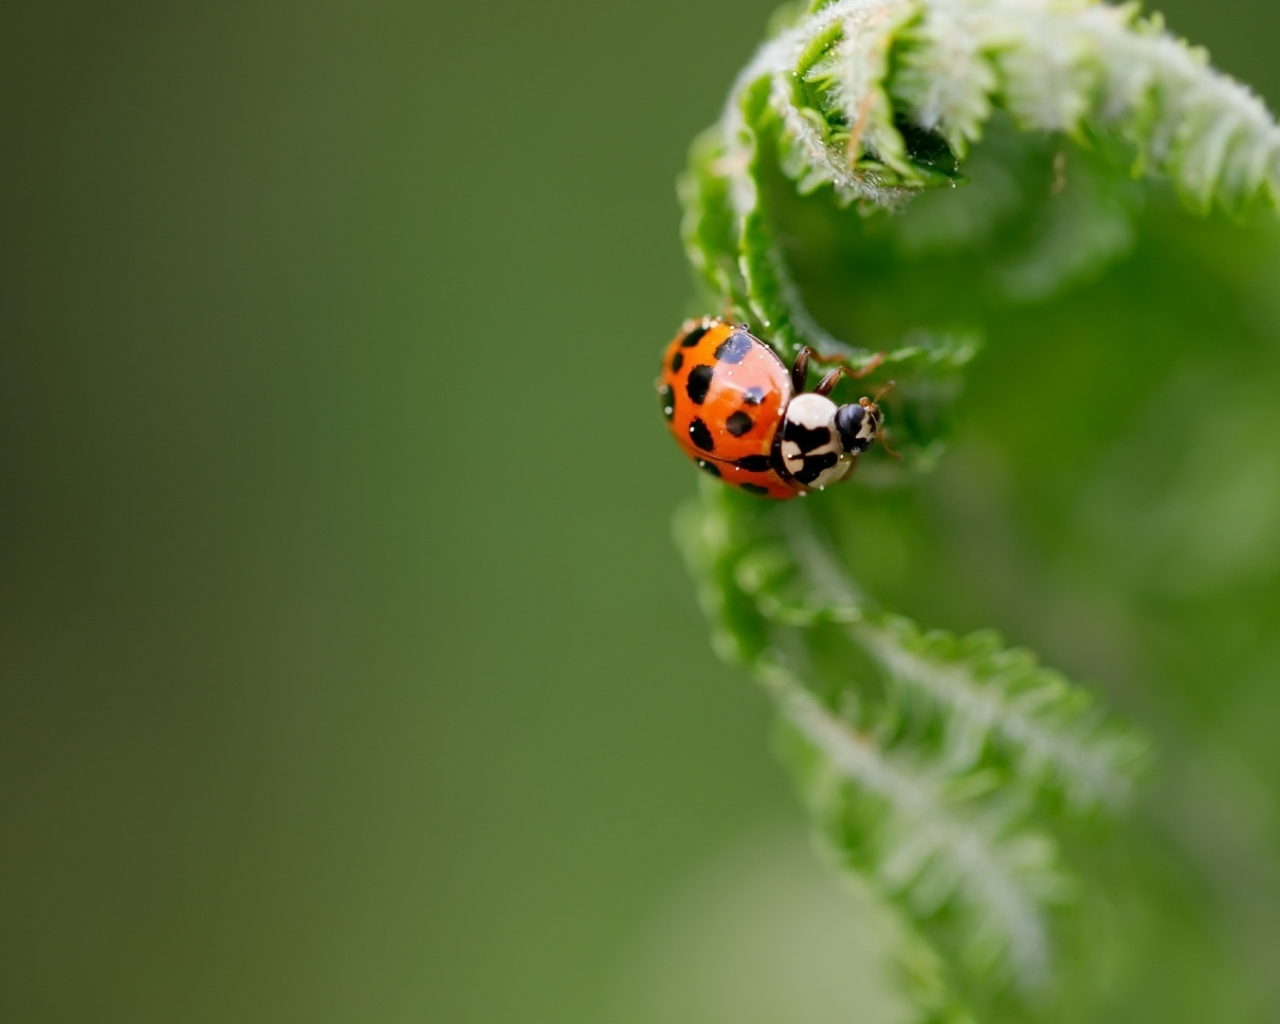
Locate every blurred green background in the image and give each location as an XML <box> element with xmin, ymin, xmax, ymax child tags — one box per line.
<box><xmin>3</xmin><ymin>2</ymin><xmax>1280</xmax><ymax>1022</ymax></box>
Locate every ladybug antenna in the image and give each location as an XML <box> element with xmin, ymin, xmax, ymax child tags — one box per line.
<box><xmin>867</xmin><ymin>380</ymin><xmax>902</xmax><ymax>461</ymax></box>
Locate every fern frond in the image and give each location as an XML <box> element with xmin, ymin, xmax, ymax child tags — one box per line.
<box><xmin>668</xmin><ymin>0</ymin><xmax>1273</xmax><ymax>1018</ymax></box>
<box><xmin>696</xmin><ymin>0</ymin><xmax>1280</xmax><ymax>361</ymax></box>
<box><xmin>894</xmin><ymin>0</ymin><xmax>1280</xmax><ymax>212</ymax></box>
<box><xmin>737</xmin><ymin>0</ymin><xmax>1280</xmax><ymax>210</ymax></box>
<box><xmin>780</xmin><ymin>514</ymin><xmax>1148</xmax><ymax>814</ymax></box>
<box><xmin>853</xmin><ymin>617</ymin><xmax>1147</xmax><ymax>814</ymax></box>
<box><xmin>675</xmin><ymin>485</ymin><xmax>1146</xmax><ymax>1008</ymax></box>
<box><xmin>764</xmin><ymin>659</ymin><xmax>1066</xmax><ymax>986</ymax></box>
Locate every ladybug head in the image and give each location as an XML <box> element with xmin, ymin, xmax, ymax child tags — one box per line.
<box><xmin>834</xmin><ymin>400</ymin><xmax>882</xmax><ymax>455</ymax></box>
<box><xmin>834</xmin><ymin>380</ymin><xmax>899</xmax><ymax>460</ymax></box>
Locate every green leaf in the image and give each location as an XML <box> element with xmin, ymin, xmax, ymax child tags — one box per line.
<box><xmin>667</xmin><ymin>0</ymin><xmax>1280</xmax><ymax>1019</ymax></box>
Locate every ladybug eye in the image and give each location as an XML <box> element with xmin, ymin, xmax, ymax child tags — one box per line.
<box><xmin>834</xmin><ymin>403</ymin><xmax>867</xmax><ymax>451</ymax></box>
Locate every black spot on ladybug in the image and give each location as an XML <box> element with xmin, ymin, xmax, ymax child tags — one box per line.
<box><xmin>689</xmin><ymin>418</ymin><xmax>715</xmax><ymax>452</ymax></box>
<box><xmin>696</xmin><ymin>459</ymin><xmax>721</xmax><ymax>478</ymax></box>
<box><xmin>681</xmin><ymin>324</ymin><xmax>710</xmax><ymax>348</ymax></box>
<box><xmin>740</xmin><ymin>482</ymin><xmax>770</xmax><ymax>495</ymax></box>
<box><xmin>726</xmin><ymin>411</ymin><xmax>754</xmax><ymax>436</ymax></box>
<box><xmin>793</xmin><ymin>451</ymin><xmax>839</xmax><ymax>485</ymax></box>
<box><xmin>670</xmin><ymin>351</ymin><xmax>684</xmax><ymax>373</ymax></box>
<box><xmin>734</xmin><ymin>455</ymin><xmax>772</xmax><ymax>472</ymax></box>
<box><xmin>658</xmin><ymin>383</ymin><xmax>674</xmax><ymax>421</ymax></box>
<box><xmin>784</xmin><ymin>421</ymin><xmax>833</xmax><ymax>454</ymax></box>
<box><xmin>714</xmin><ymin>332</ymin><xmax>753</xmax><ymax>364</ymax></box>
<box><xmin>686</xmin><ymin>364</ymin><xmax>714</xmax><ymax>404</ymax></box>
<box><xmin>743</xmin><ymin>387</ymin><xmax>765</xmax><ymax>405</ymax></box>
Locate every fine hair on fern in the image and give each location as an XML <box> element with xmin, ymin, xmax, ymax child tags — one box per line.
<box><xmin>668</xmin><ymin>1</ymin><xmax>1280</xmax><ymax>1021</ymax></box>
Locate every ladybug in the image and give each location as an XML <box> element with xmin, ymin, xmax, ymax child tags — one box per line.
<box><xmin>657</xmin><ymin>317</ymin><xmax>892</xmax><ymax>499</ymax></box>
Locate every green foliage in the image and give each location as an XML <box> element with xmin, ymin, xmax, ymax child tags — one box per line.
<box><xmin>671</xmin><ymin>1</ymin><xmax>1280</xmax><ymax>1020</ymax></box>
<box><xmin>676</xmin><ymin>484</ymin><xmax>1145</xmax><ymax>1019</ymax></box>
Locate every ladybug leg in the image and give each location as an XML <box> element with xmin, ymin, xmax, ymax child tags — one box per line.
<box><xmin>798</xmin><ymin>350</ymin><xmax>880</xmax><ymax>394</ymax></box>
<box><xmin>856</xmin><ymin>350</ymin><xmax>887</xmax><ymax>378</ymax></box>
<box><xmin>791</xmin><ymin>347</ymin><xmax>813</xmax><ymax>394</ymax></box>
<box><xmin>814</xmin><ymin>367</ymin><xmax>848</xmax><ymax>397</ymax></box>
<box><xmin>815</xmin><ymin>362</ymin><xmax>886</xmax><ymax>396</ymax></box>
<box><xmin>876</xmin><ymin>430</ymin><xmax>904</xmax><ymax>461</ymax></box>
<box><xmin>797</xmin><ymin>347</ymin><xmax>887</xmax><ymax>394</ymax></box>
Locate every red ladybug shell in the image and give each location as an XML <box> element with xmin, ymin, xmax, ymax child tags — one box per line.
<box><xmin>657</xmin><ymin>318</ymin><xmax>801</xmax><ymax>499</ymax></box>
